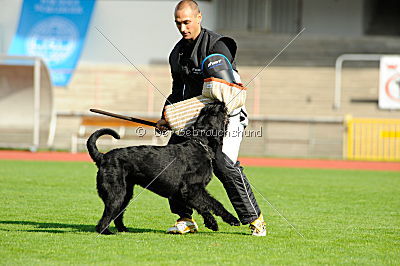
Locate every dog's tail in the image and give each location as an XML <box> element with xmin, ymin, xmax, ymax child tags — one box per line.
<box><xmin>86</xmin><ymin>128</ymin><xmax>120</xmax><ymax>163</ymax></box>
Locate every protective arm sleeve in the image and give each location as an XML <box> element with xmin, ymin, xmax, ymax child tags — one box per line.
<box><xmin>210</xmin><ymin>40</ymin><xmax>235</xmax><ymax>69</ymax></box>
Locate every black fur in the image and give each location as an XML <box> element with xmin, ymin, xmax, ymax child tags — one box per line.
<box><xmin>87</xmin><ymin>101</ymin><xmax>240</xmax><ymax>234</ymax></box>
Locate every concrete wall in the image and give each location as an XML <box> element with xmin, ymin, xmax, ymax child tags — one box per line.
<box><xmin>302</xmin><ymin>0</ymin><xmax>365</xmax><ymax>37</ymax></box>
<box><xmin>0</xmin><ymin>0</ymin><xmax>217</xmax><ymax>65</ymax></box>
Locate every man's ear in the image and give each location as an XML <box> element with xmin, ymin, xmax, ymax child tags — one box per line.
<box><xmin>197</xmin><ymin>12</ymin><xmax>202</xmax><ymax>24</ymax></box>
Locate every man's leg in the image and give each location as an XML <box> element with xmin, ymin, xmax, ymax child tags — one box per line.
<box><xmin>212</xmin><ymin>113</ymin><xmax>260</xmax><ymax>223</ymax></box>
<box><xmin>213</xmin><ymin>148</ymin><xmax>260</xmax><ymax>224</ymax></box>
<box><xmin>213</xmin><ymin>111</ymin><xmax>266</xmax><ymax>235</ymax></box>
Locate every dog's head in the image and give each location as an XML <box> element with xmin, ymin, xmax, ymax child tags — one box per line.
<box><xmin>191</xmin><ymin>101</ymin><xmax>229</xmax><ymax>147</ymax></box>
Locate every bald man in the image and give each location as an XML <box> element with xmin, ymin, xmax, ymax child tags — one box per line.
<box><xmin>157</xmin><ymin>0</ymin><xmax>266</xmax><ymax>236</ymax></box>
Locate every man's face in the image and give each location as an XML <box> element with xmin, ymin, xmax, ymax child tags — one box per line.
<box><xmin>174</xmin><ymin>7</ymin><xmax>202</xmax><ymax>41</ymax></box>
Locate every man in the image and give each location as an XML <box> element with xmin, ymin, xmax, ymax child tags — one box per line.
<box><xmin>156</xmin><ymin>0</ymin><xmax>266</xmax><ymax>236</ymax></box>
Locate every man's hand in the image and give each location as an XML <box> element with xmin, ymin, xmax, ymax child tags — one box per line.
<box><xmin>156</xmin><ymin>119</ymin><xmax>170</xmax><ymax>132</ymax></box>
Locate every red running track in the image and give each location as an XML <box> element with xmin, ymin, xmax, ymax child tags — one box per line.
<box><xmin>0</xmin><ymin>150</ymin><xmax>399</xmax><ymax>171</ymax></box>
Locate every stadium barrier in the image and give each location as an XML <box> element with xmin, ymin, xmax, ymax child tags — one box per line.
<box><xmin>345</xmin><ymin>116</ymin><xmax>400</xmax><ymax>161</ymax></box>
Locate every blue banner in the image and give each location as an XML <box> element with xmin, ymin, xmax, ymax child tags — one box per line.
<box><xmin>8</xmin><ymin>0</ymin><xmax>96</xmax><ymax>86</ymax></box>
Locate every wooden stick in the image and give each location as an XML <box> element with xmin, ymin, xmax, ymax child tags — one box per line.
<box><xmin>90</xmin><ymin>109</ymin><xmax>157</xmax><ymax>127</ymax></box>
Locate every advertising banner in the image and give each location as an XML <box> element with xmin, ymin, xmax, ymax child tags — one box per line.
<box><xmin>379</xmin><ymin>56</ymin><xmax>400</xmax><ymax>109</ymax></box>
<box><xmin>8</xmin><ymin>0</ymin><xmax>96</xmax><ymax>86</ymax></box>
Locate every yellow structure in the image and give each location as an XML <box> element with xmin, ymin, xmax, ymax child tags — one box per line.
<box><xmin>345</xmin><ymin>116</ymin><xmax>400</xmax><ymax>161</ymax></box>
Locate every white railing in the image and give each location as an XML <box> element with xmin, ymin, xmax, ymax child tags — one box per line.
<box><xmin>334</xmin><ymin>53</ymin><xmax>398</xmax><ymax>109</ymax></box>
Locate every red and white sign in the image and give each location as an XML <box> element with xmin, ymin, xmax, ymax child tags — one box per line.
<box><xmin>379</xmin><ymin>56</ymin><xmax>400</xmax><ymax>109</ymax></box>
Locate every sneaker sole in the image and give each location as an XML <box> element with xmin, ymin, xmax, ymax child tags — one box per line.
<box><xmin>252</xmin><ymin>231</ymin><xmax>267</xmax><ymax>236</ymax></box>
<box><xmin>166</xmin><ymin>227</ymin><xmax>198</xmax><ymax>234</ymax></box>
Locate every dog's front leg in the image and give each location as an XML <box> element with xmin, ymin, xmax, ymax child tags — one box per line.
<box><xmin>185</xmin><ymin>198</ymin><xmax>218</xmax><ymax>231</ymax></box>
<box><xmin>188</xmin><ymin>186</ymin><xmax>240</xmax><ymax>227</ymax></box>
<box><xmin>184</xmin><ymin>185</ymin><xmax>219</xmax><ymax>231</ymax></box>
<box><xmin>202</xmin><ymin>189</ymin><xmax>240</xmax><ymax>226</ymax></box>
<box><xmin>200</xmin><ymin>211</ymin><xmax>219</xmax><ymax>231</ymax></box>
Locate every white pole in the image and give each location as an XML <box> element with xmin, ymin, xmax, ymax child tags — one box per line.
<box><xmin>32</xmin><ymin>58</ymin><xmax>41</xmax><ymax>152</ymax></box>
<box><xmin>333</xmin><ymin>55</ymin><xmax>344</xmax><ymax>109</ymax></box>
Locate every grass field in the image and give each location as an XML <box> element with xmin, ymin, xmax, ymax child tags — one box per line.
<box><xmin>0</xmin><ymin>160</ymin><xmax>399</xmax><ymax>265</ymax></box>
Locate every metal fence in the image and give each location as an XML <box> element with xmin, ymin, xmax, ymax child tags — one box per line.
<box><xmin>345</xmin><ymin>116</ymin><xmax>400</xmax><ymax>161</ymax></box>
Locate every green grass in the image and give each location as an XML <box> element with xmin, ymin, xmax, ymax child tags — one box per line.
<box><xmin>0</xmin><ymin>160</ymin><xmax>399</xmax><ymax>265</ymax></box>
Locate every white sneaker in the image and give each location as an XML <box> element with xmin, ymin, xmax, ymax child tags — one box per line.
<box><xmin>166</xmin><ymin>218</ymin><xmax>199</xmax><ymax>234</ymax></box>
<box><xmin>249</xmin><ymin>214</ymin><xmax>267</xmax><ymax>236</ymax></box>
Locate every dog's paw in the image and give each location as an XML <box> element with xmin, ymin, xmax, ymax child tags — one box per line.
<box><xmin>210</xmin><ymin>223</ymin><xmax>219</xmax><ymax>231</ymax></box>
<box><xmin>205</xmin><ymin>221</ymin><xmax>219</xmax><ymax>231</ymax></box>
<box><xmin>117</xmin><ymin>227</ymin><xmax>129</xmax><ymax>233</ymax></box>
<box><xmin>223</xmin><ymin>214</ymin><xmax>241</xmax><ymax>226</ymax></box>
<box><xmin>100</xmin><ymin>229</ymin><xmax>114</xmax><ymax>235</ymax></box>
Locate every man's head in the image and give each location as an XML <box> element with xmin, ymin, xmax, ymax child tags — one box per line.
<box><xmin>174</xmin><ymin>0</ymin><xmax>202</xmax><ymax>41</ymax></box>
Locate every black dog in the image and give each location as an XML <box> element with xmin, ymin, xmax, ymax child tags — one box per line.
<box><xmin>87</xmin><ymin>101</ymin><xmax>240</xmax><ymax>234</ymax></box>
